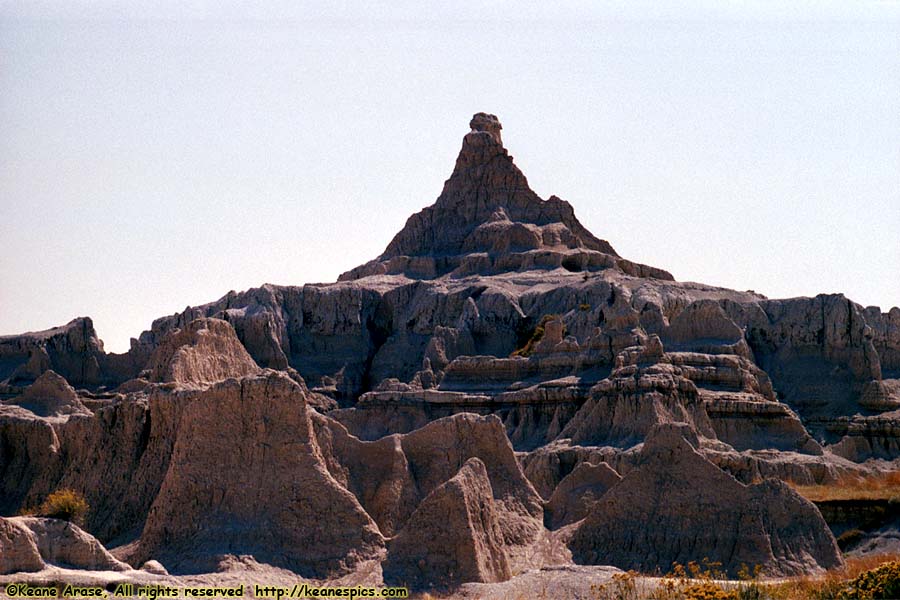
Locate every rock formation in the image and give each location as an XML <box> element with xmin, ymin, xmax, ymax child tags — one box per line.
<box><xmin>0</xmin><ymin>516</ymin><xmax>129</xmax><ymax>574</ymax></box>
<box><xmin>0</xmin><ymin>318</ymin><xmax>105</xmax><ymax>387</ymax></box>
<box><xmin>145</xmin><ymin>317</ymin><xmax>260</xmax><ymax>386</ymax></box>
<box><xmin>383</xmin><ymin>457</ymin><xmax>511</xmax><ymax>588</ymax></box>
<box><xmin>339</xmin><ymin>112</ymin><xmax>669</xmax><ymax>282</ymax></box>
<box><xmin>133</xmin><ymin>371</ymin><xmax>384</xmax><ymax>577</ymax></box>
<box><xmin>0</xmin><ymin>517</ymin><xmax>44</xmax><ymax>574</ymax></box>
<box><xmin>0</xmin><ymin>112</ymin><xmax>896</xmax><ymax>586</ymax></box>
<box><xmin>7</xmin><ymin>370</ymin><xmax>91</xmax><ymax>418</ymax></box>
<box><xmin>312</xmin><ymin>411</ymin><xmax>543</xmax><ymax>544</ymax></box>
<box><xmin>568</xmin><ymin>425</ymin><xmax>843</xmax><ymax>577</ymax></box>
<box><xmin>545</xmin><ymin>461</ymin><xmax>622</xmax><ymax>529</ymax></box>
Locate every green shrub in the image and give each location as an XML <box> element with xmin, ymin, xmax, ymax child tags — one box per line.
<box><xmin>35</xmin><ymin>489</ymin><xmax>90</xmax><ymax>527</ymax></box>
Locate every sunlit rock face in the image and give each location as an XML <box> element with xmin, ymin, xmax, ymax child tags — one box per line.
<box><xmin>3</xmin><ymin>112</ymin><xmax>898</xmax><ymax>584</ymax></box>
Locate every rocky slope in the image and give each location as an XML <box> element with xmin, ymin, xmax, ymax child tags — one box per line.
<box><xmin>382</xmin><ymin>457</ymin><xmax>512</xmax><ymax>588</ymax></box>
<box><xmin>1</xmin><ymin>113</ymin><xmax>897</xmax><ymax>590</ymax></box>
<box><xmin>569</xmin><ymin>424</ymin><xmax>843</xmax><ymax>577</ymax></box>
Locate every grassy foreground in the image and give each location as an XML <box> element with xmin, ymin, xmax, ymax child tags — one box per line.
<box><xmin>585</xmin><ymin>554</ymin><xmax>900</xmax><ymax>600</ymax></box>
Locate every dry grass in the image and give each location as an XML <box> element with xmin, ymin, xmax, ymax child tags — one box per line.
<box><xmin>18</xmin><ymin>488</ymin><xmax>90</xmax><ymax>527</ymax></box>
<box><xmin>790</xmin><ymin>471</ymin><xmax>900</xmax><ymax>503</ymax></box>
<box><xmin>410</xmin><ymin>555</ymin><xmax>900</xmax><ymax>599</ymax></box>
<box><xmin>843</xmin><ymin>553</ymin><xmax>900</xmax><ymax>578</ymax></box>
<box><xmin>587</xmin><ymin>555</ymin><xmax>900</xmax><ymax>600</ymax></box>
<box><xmin>764</xmin><ymin>553</ymin><xmax>900</xmax><ymax>600</ymax></box>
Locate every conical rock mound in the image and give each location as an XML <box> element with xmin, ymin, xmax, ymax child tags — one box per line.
<box><xmin>134</xmin><ymin>371</ymin><xmax>385</xmax><ymax>577</ymax></box>
<box><xmin>341</xmin><ymin>113</ymin><xmax>672</xmax><ymax>281</ymax></box>
<box><xmin>568</xmin><ymin>423</ymin><xmax>843</xmax><ymax>577</ymax></box>
<box><xmin>145</xmin><ymin>317</ymin><xmax>260</xmax><ymax>386</ymax></box>
<box><xmin>11</xmin><ymin>370</ymin><xmax>91</xmax><ymax>418</ymax></box>
<box><xmin>0</xmin><ymin>516</ymin><xmax>129</xmax><ymax>573</ymax></box>
<box><xmin>383</xmin><ymin>457</ymin><xmax>511</xmax><ymax>588</ymax></box>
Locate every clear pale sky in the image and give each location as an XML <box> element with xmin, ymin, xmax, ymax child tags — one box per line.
<box><xmin>1</xmin><ymin>2</ymin><xmax>898</xmax><ymax>353</ymax></box>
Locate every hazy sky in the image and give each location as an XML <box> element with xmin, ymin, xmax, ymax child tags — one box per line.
<box><xmin>1</xmin><ymin>1</ymin><xmax>898</xmax><ymax>353</ymax></box>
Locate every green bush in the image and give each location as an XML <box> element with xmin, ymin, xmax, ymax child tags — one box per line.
<box><xmin>35</xmin><ymin>489</ymin><xmax>90</xmax><ymax>527</ymax></box>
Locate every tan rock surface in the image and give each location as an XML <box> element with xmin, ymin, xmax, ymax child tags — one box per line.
<box><xmin>383</xmin><ymin>458</ymin><xmax>511</xmax><ymax>588</ymax></box>
<box><xmin>398</xmin><ymin>413</ymin><xmax>544</xmax><ymax>545</ymax></box>
<box><xmin>0</xmin><ymin>517</ymin><xmax>44</xmax><ymax>574</ymax></box>
<box><xmin>134</xmin><ymin>371</ymin><xmax>384</xmax><ymax>577</ymax></box>
<box><xmin>145</xmin><ymin>317</ymin><xmax>259</xmax><ymax>386</ymax></box>
<box><xmin>1</xmin><ymin>517</ymin><xmax>128</xmax><ymax>573</ymax></box>
<box><xmin>313</xmin><ymin>411</ymin><xmax>544</xmax><ymax>545</ymax></box>
<box><xmin>9</xmin><ymin>370</ymin><xmax>91</xmax><ymax>419</ymax></box>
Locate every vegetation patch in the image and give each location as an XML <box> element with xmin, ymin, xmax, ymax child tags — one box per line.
<box><xmin>512</xmin><ymin>314</ymin><xmax>562</xmax><ymax>357</ymax></box>
<box><xmin>791</xmin><ymin>472</ymin><xmax>900</xmax><ymax>503</ymax></box>
<box><xmin>841</xmin><ymin>560</ymin><xmax>900</xmax><ymax>599</ymax></box>
<box><xmin>586</xmin><ymin>555</ymin><xmax>900</xmax><ymax>600</ymax></box>
<box><xmin>21</xmin><ymin>489</ymin><xmax>90</xmax><ymax>527</ymax></box>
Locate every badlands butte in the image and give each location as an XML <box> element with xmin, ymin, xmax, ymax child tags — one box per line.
<box><xmin>2</xmin><ymin>113</ymin><xmax>899</xmax><ymax>595</ymax></box>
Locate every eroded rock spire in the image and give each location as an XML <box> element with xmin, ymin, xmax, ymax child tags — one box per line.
<box><xmin>341</xmin><ymin>113</ymin><xmax>670</xmax><ymax>281</ymax></box>
<box><xmin>469</xmin><ymin>112</ymin><xmax>502</xmax><ymax>144</ymax></box>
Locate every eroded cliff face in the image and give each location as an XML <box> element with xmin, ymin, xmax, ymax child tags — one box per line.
<box><xmin>0</xmin><ymin>321</ymin><xmax>545</xmax><ymax>581</ymax></box>
<box><xmin>1</xmin><ymin>113</ymin><xmax>896</xmax><ymax>583</ymax></box>
<box><xmin>0</xmin><ymin>318</ymin><xmax>105</xmax><ymax>388</ymax></box>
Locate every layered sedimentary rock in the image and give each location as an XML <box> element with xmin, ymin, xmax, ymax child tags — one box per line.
<box><xmin>556</xmin><ymin>333</ymin><xmax>820</xmax><ymax>454</ymax></box>
<box><xmin>568</xmin><ymin>425</ymin><xmax>843</xmax><ymax>577</ymax></box>
<box><xmin>828</xmin><ymin>413</ymin><xmax>900</xmax><ymax>462</ymax></box>
<box><xmin>1</xmin><ymin>112</ymin><xmax>898</xmax><ymax>584</ymax></box>
<box><xmin>340</xmin><ymin>113</ymin><xmax>670</xmax><ymax>282</ymax></box>
<box><xmin>383</xmin><ymin>458</ymin><xmax>511</xmax><ymax>588</ymax></box>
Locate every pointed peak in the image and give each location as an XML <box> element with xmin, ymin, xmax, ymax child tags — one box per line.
<box><xmin>450</xmin><ymin>112</ymin><xmax>515</xmax><ymax>179</ymax></box>
<box><xmin>469</xmin><ymin>112</ymin><xmax>503</xmax><ymax>145</ymax></box>
<box><xmin>339</xmin><ymin>113</ymin><xmax>673</xmax><ymax>282</ymax></box>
